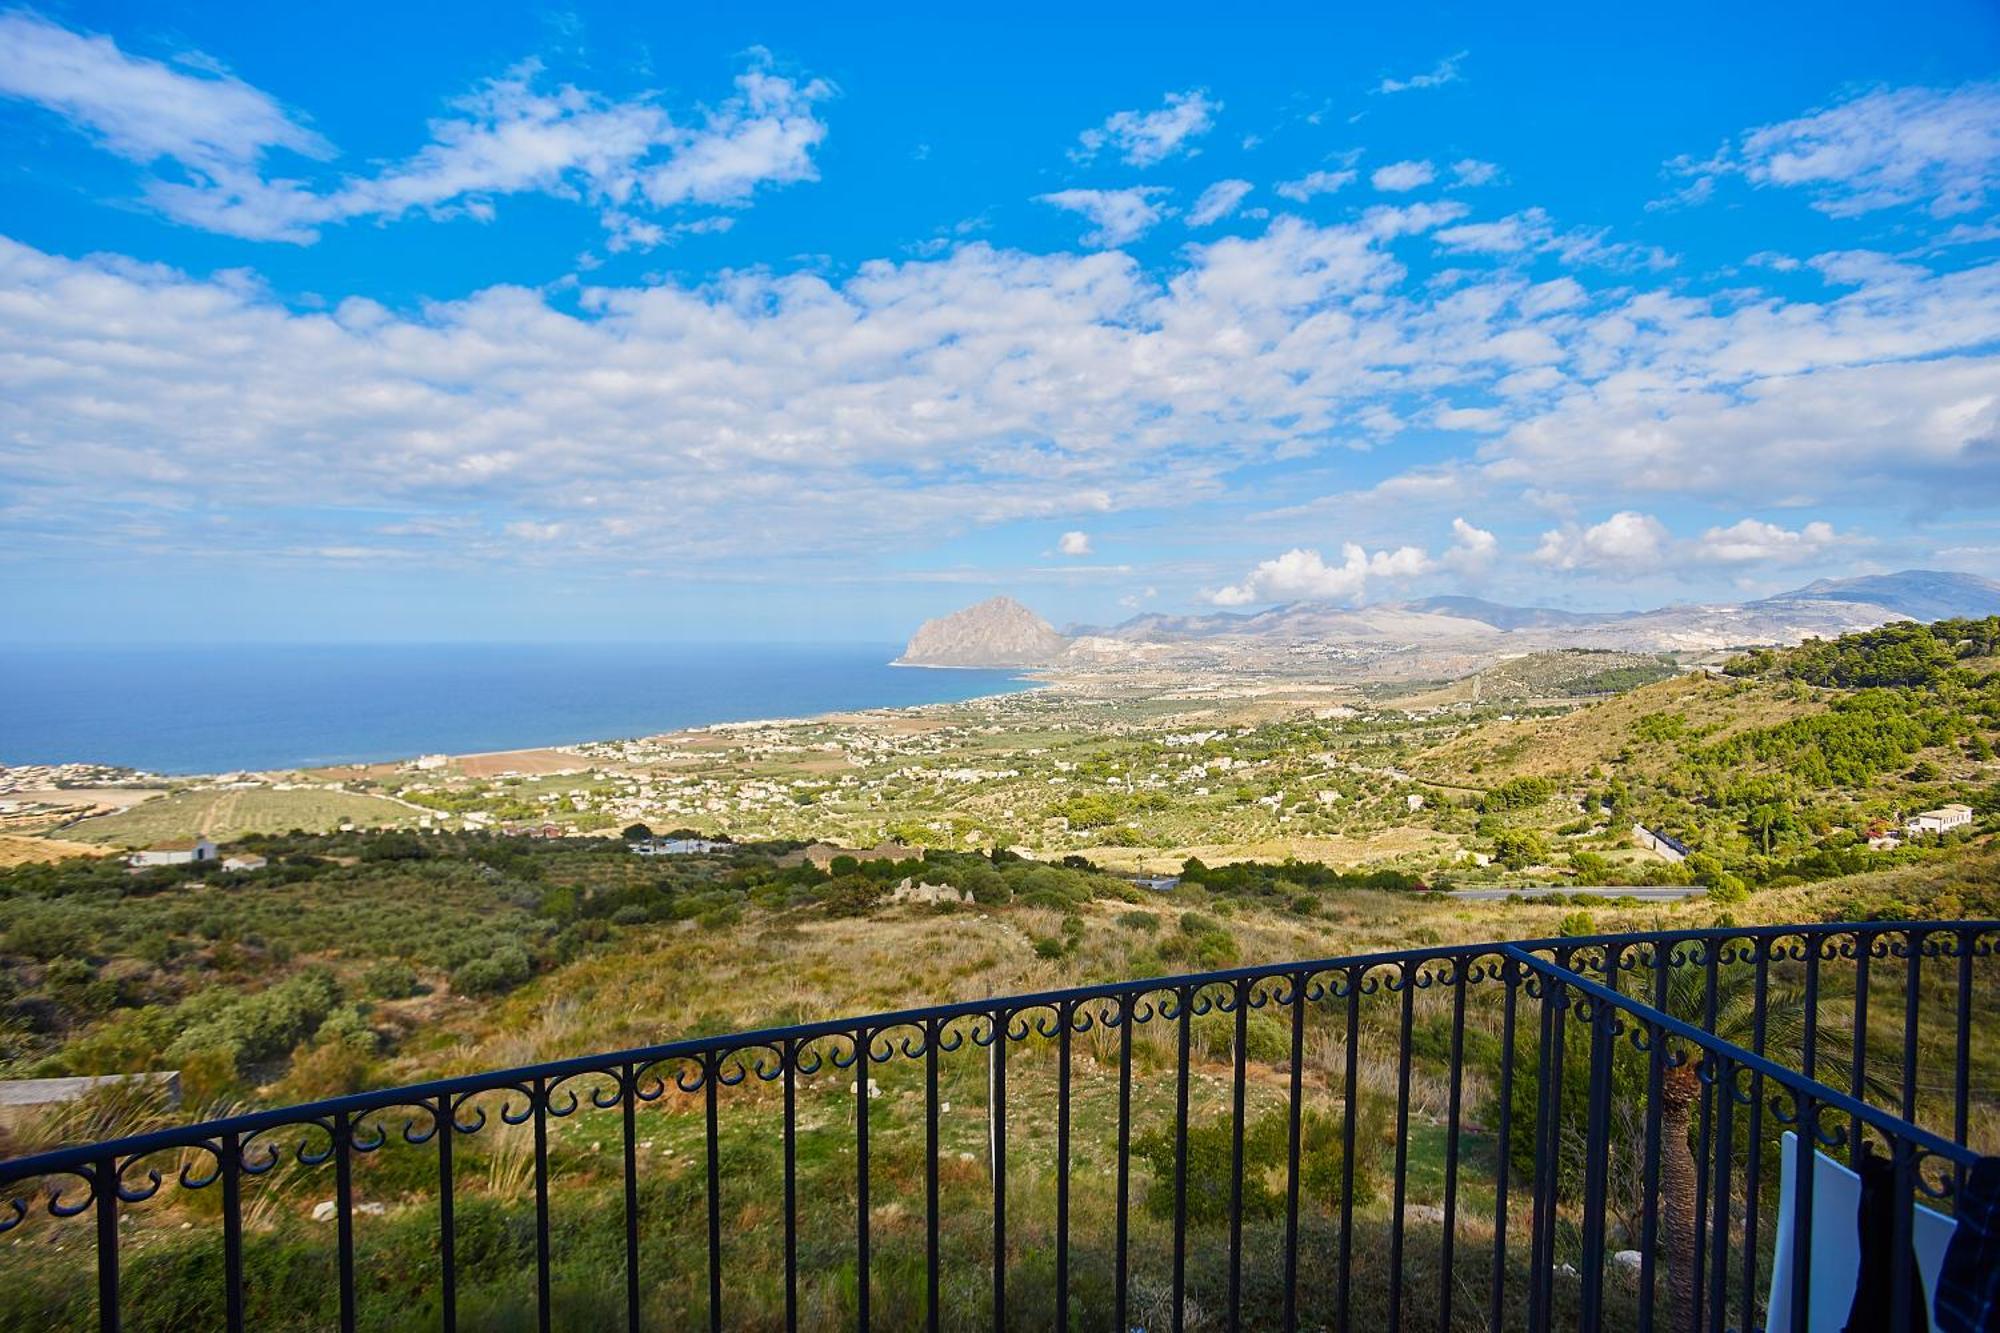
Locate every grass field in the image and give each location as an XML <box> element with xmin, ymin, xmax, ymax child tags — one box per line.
<box><xmin>0</xmin><ymin>834</ymin><xmax>110</xmax><ymax>866</ymax></box>
<box><xmin>58</xmin><ymin>787</ymin><xmax>422</xmax><ymax>846</ymax></box>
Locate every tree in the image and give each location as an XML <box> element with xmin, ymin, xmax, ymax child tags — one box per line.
<box><xmin>1648</xmin><ymin>958</ymin><xmax>1876</xmax><ymax>1332</ymax></box>
<box><xmin>1491</xmin><ymin>827</ymin><xmax>1550</xmax><ymax>870</ymax></box>
<box><xmin>621</xmin><ymin>823</ymin><xmax>653</xmax><ymax>842</ymax></box>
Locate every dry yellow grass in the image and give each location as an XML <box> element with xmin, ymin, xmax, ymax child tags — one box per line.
<box><xmin>1414</xmin><ymin>673</ymin><xmax>1819</xmax><ymax>781</ymax></box>
<box><xmin>0</xmin><ymin>834</ymin><xmax>110</xmax><ymax>866</ymax></box>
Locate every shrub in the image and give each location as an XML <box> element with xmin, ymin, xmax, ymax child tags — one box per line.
<box><xmin>361</xmin><ymin>959</ymin><xmax>421</xmax><ymax>1000</ymax></box>
<box><xmin>452</xmin><ymin>945</ymin><xmax>532</xmax><ymax>997</ymax></box>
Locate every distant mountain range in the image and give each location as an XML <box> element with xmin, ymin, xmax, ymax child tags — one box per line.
<box><xmin>894</xmin><ymin>570</ymin><xmax>2000</xmax><ymax>669</ymax></box>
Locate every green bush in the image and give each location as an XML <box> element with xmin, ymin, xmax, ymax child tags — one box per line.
<box><xmin>451</xmin><ymin>945</ymin><xmax>532</xmax><ymax>997</ymax></box>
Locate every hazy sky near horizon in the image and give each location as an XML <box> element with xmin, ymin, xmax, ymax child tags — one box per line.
<box><xmin>2</xmin><ymin>2</ymin><xmax>1998</xmax><ymax>642</ymax></box>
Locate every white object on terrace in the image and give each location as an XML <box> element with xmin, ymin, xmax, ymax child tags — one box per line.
<box><xmin>1765</xmin><ymin>1131</ymin><xmax>1955</xmax><ymax>1332</ymax></box>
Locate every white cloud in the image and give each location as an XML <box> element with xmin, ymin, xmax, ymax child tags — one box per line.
<box><xmin>1696</xmin><ymin>518</ymin><xmax>1841</xmax><ymax>564</ymax></box>
<box><xmin>1378</xmin><ymin>51</ymin><xmax>1467</xmax><ymax>95</ymax></box>
<box><xmin>3</xmin><ymin>147</ymin><xmax>1997</xmax><ymax>581</ymax></box>
<box><xmin>1434</xmin><ymin>206</ymin><xmax>1673</xmax><ymax>270</ymax></box>
<box><xmin>1058</xmin><ymin>530</ymin><xmax>1093</xmax><ymax>556</ymax></box>
<box><xmin>1074</xmin><ymin>89</ymin><xmax>1219</xmax><ymax>167</ymax></box>
<box><xmin>1211</xmin><ymin>545</ymin><xmax>1382</xmax><ymax>605</ymax></box>
<box><xmin>0</xmin><ymin>14</ymin><xmax>831</xmax><ymax>245</ymax></box>
<box><xmin>1442</xmin><ymin>517</ymin><xmax>1499</xmax><ymax>572</ymax></box>
<box><xmin>1663</xmin><ymin>81</ymin><xmax>2000</xmax><ymax>219</ymax></box>
<box><xmin>1187</xmin><ymin>178</ymin><xmax>1253</xmax><ymax>226</ymax></box>
<box><xmin>1208</xmin><ymin>517</ymin><xmax>1498</xmax><ymax>606</ymax></box>
<box><xmin>1036</xmin><ymin>187</ymin><xmax>1169</xmax><ymax>246</ymax></box>
<box><xmin>1371</xmin><ymin>160</ymin><xmax>1436</xmax><ymax>192</ymax></box>
<box><xmin>635</xmin><ymin>63</ymin><xmax>833</xmax><ymax>207</ymax></box>
<box><xmin>1275</xmin><ymin>169</ymin><xmax>1357</xmax><ymax>202</ymax></box>
<box><xmin>1451</xmin><ymin>158</ymin><xmax>1501</xmax><ymax>187</ymax></box>
<box><xmin>1533</xmin><ymin>512</ymin><xmax>1670</xmax><ymax>572</ymax></box>
<box><xmin>0</xmin><ymin>8</ymin><xmax>332</xmax><ymax>237</ymax></box>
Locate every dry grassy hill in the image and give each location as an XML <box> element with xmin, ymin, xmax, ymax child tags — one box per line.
<box><xmin>1411</xmin><ymin>673</ymin><xmax>1821</xmax><ymax>783</ymax></box>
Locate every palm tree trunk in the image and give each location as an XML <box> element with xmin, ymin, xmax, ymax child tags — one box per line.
<box><xmin>1660</xmin><ymin>1062</ymin><xmax>1702</xmax><ymax>1333</ymax></box>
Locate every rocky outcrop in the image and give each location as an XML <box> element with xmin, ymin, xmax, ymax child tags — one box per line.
<box><xmin>894</xmin><ymin>596</ymin><xmax>1069</xmax><ymax>668</ymax></box>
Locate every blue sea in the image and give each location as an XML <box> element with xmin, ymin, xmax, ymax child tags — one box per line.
<box><xmin>0</xmin><ymin>644</ymin><xmax>1033</xmax><ymax>775</ymax></box>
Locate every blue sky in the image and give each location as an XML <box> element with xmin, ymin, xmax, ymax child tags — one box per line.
<box><xmin>1</xmin><ymin>1</ymin><xmax>1997</xmax><ymax>642</ymax></box>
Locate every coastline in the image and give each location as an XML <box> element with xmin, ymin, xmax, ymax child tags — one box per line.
<box><xmin>1</xmin><ymin>644</ymin><xmax>1042</xmax><ymax>778</ymax></box>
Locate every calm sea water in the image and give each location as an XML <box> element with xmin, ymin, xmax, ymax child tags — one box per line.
<box><xmin>0</xmin><ymin>644</ymin><xmax>1032</xmax><ymax>775</ymax></box>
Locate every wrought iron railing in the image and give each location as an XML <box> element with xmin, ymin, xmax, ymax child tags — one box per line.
<box><xmin>2</xmin><ymin>920</ymin><xmax>1995</xmax><ymax>1331</ymax></box>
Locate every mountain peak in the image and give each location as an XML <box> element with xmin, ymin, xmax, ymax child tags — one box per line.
<box><xmin>895</xmin><ymin>597</ymin><xmax>1069</xmax><ymax>668</ymax></box>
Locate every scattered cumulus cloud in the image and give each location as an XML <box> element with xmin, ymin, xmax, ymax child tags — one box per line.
<box><xmin>1210</xmin><ymin>518</ymin><xmax>1496</xmax><ymax>606</ymax></box>
<box><xmin>1187</xmin><ymin>178</ymin><xmax>1253</xmax><ymax>226</ymax></box>
<box><xmin>1533</xmin><ymin>511</ymin><xmax>1671</xmax><ymax>572</ymax></box>
<box><xmin>1057</xmin><ymin>530</ymin><xmax>1094</xmax><ymax>556</ymax></box>
<box><xmin>1036</xmin><ymin>187</ymin><xmax>1170</xmax><ymax>246</ymax></box>
<box><xmin>1659</xmin><ymin>81</ymin><xmax>2000</xmax><ymax>219</ymax></box>
<box><xmin>1451</xmin><ymin>158</ymin><xmax>1502</xmax><ymax>187</ymax></box>
<box><xmin>1371</xmin><ymin>159</ymin><xmax>1436</xmax><ymax>192</ymax></box>
<box><xmin>1073</xmin><ymin>89</ymin><xmax>1219</xmax><ymax>167</ymax></box>
<box><xmin>1275</xmin><ymin>168</ymin><xmax>1357</xmax><ymax>202</ymax></box>
<box><xmin>0</xmin><ymin>12</ymin><xmax>832</xmax><ymax>246</ymax></box>
<box><xmin>3</xmin><ymin>67</ymin><xmax>1998</xmax><ymax>588</ymax></box>
<box><xmin>1435</xmin><ymin>206</ymin><xmax>1674</xmax><ymax>269</ymax></box>
<box><xmin>1377</xmin><ymin>51</ymin><xmax>1467</xmax><ymax>95</ymax></box>
<box><xmin>1695</xmin><ymin>518</ymin><xmax>1842</xmax><ymax>564</ymax></box>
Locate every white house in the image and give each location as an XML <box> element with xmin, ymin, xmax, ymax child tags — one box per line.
<box><xmin>1905</xmin><ymin>804</ymin><xmax>1974</xmax><ymax>836</ymax></box>
<box><xmin>126</xmin><ymin>838</ymin><xmax>218</xmax><ymax>869</ymax></box>
<box><xmin>222</xmin><ymin>853</ymin><xmax>268</xmax><ymax>871</ymax></box>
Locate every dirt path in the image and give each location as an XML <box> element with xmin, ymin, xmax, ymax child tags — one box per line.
<box><xmin>198</xmin><ymin>790</ymin><xmax>242</xmax><ymax>836</ymax></box>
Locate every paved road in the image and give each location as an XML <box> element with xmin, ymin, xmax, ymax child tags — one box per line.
<box><xmin>1446</xmin><ymin>885</ymin><xmax>1708</xmax><ymax>903</ymax></box>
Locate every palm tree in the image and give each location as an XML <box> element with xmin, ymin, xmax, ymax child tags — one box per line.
<box><xmin>1645</xmin><ymin>952</ymin><xmax>1882</xmax><ymax>1333</ymax></box>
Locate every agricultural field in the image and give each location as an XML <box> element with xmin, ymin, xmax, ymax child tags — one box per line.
<box><xmin>56</xmin><ymin>787</ymin><xmax>424</xmax><ymax>847</ymax></box>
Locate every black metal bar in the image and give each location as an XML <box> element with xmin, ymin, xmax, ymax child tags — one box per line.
<box><xmin>95</xmin><ymin>1156</ymin><xmax>118</xmax><ymax>1333</ymax></box>
<box><xmin>1172</xmin><ymin>986</ymin><xmax>1192</xmax><ymax>1333</ymax></box>
<box><xmin>783</xmin><ymin>1041</ymin><xmax>799</xmax><ymax>1333</ymax></box>
<box><xmin>1525</xmin><ymin>976</ymin><xmax>1556</xmax><ymax>1333</ymax></box>
<box><xmin>1056</xmin><ymin>1001</ymin><xmax>1073</xmax><ymax>1332</ymax></box>
<box><xmin>1851</xmin><ymin>932</ymin><xmax>1873</xmax><ymax>1159</ymax></box>
<box><xmin>991</xmin><ymin>1013</ymin><xmax>1007</xmax><ymax>1333</ymax></box>
<box><xmin>1388</xmin><ymin>960</ymin><xmax>1416</xmax><ymax>1333</ymax></box>
<box><xmin>1283</xmin><ymin>973</ymin><xmax>1307</xmax><ymax>1333</ymax></box>
<box><xmin>857</xmin><ymin>1028</ymin><xmax>872</xmax><ymax>1333</ymax></box>
<box><xmin>925</xmin><ymin>1023</ymin><xmax>940</xmax><ymax>1333</ymax></box>
<box><xmin>1901</xmin><ymin>930</ymin><xmax>1923</xmax><ymax>1124</ymax></box>
<box><xmin>1114</xmin><ymin>996</ymin><xmax>1134</xmax><ymax>1333</ymax></box>
<box><xmin>1705</xmin><ymin>1056</ymin><xmax>1735</xmax><ymax>1333</ymax></box>
<box><xmin>1888</xmin><ymin>1142</ymin><xmax>1916</xmax><ymax>1333</ymax></box>
<box><xmin>1438</xmin><ymin>961</ymin><xmax>1467</xmax><ymax>1333</ymax></box>
<box><xmin>1636</xmin><ymin>948</ymin><xmax>1667</xmax><ymax>1333</ymax></box>
<box><xmin>620</xmin><ymin>1073</ymin><xmax>637</xmax><ymax>1333</ymax></box>
<box><xmin>443</xmin><ymin>1096</ymin><xmax>460</xmax><ymax>1333</ymax></box>
<box><xmin>532</xmin><ymin>1084</ymin><xmax>550</xmax><ymax>1333</ymax></box>
<box><xmin>1690</xmin><ymin>940</ymin><xmax>1720</xmax><ymax>1327</ymax></box>
<box><xmin>1578</xmin><ymin>995</ymin><xmax>1614</xmax><ymax>1331</ymax></box>
<box><xmin>1740</xmin><ymin>937</ymin><xmax>1771</xmax><ymax>1333</ymax></box>
<box><xmin>335</xmin><ymin>1111</ymin><xmax>357</xmax><ymax>1333</ymax></box>
<box><xmin>1786</xmin><ymin>1091</ymin><xmax>1816</xmax><ymax>1333</ymax></box>
<box><xmin>1486</xmin><ymin>957</ymin><xmax>1518</xmax><ymax>1333</ymax></box>
<box><xmin>706</xmin><ymin>1054</ymin><xmax>724</xmax><ymax>1333</ymax></box>
<box><xmin>1228</xmin><ymin>979</ymin><xmax>1248</xmax><ymax>1331</ymax></box>
<box><xmin>222</xmin><ymin>1130</ymin><xmax>244</xmax><ymax>1333</ymax></box>
<box><xmin>1337</xmin><ymin>967</ymin><xmax>1361</xmax><ymax>1333</ymax></box>
<box><xmin>1955</xmin><ymin>929</ymin><xmax>1974</xmax><ymax>1150</ymax></box>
